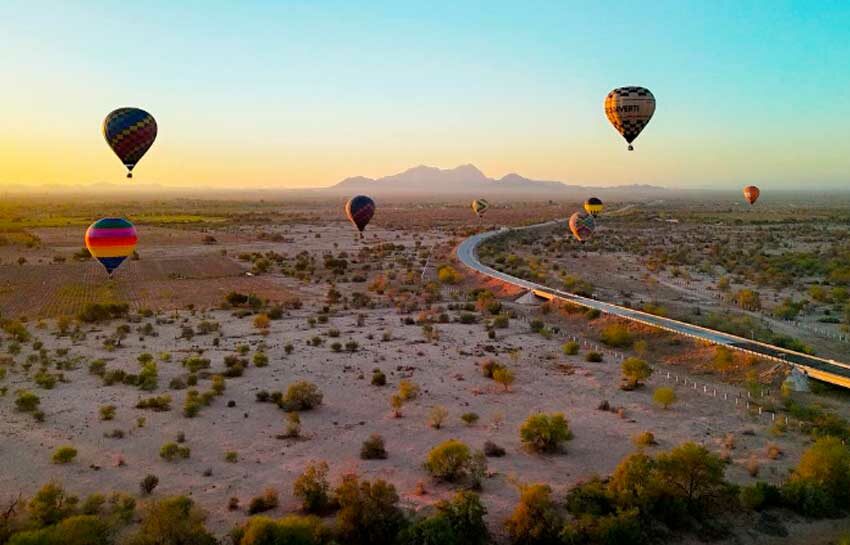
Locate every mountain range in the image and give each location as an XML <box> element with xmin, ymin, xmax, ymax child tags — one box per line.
<box><xmin>328</xmin><ymin>164</ymin><xmax>669</xmax><ymax>197</ymax></box>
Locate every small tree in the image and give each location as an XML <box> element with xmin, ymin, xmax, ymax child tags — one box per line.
<box><xmin>390</xmin><ymin>394</ymin><xmax>404</xmax><ymax>418</ymax></box>
<box><xmin>293</xmin><ymin>461</ymin><xmax>331</xmax><ymax>514</ymax></box>
<box><xmin>652</xmin><ymin>386</ymin><xmax>677</xmax><ymax>409</ymax></box>
<box><xmin>493</xmin><ymin>367</ymin><xmax>515</xmax><ymax>391</ymax></box>
<box><xmin>335</xmin><ymin>474</ymin><xmax>405</xmax><ymax>545</ymax></box>
<box><xmin>504</xmin><ymin>484</ymin><xmax>562</xmax><ymax>545</ymax></box>
<box><xmin>621</xmin><ymin>357</ymin><xmax>652</xmax><ymax>389</ymax></box>
<box><xmin>424</xmin><ymin>440</ymin><xmax>472</xmax><ymax>482</ymax></box>
<box><xmin>428</xmin><ymin>406</ymin><xmax>449</xmax><ymax>429</ymax></box>
<box><xmin>519</xmin><ymin>413</ymin><xmax>572</xmax><ymax>453</ymax></box>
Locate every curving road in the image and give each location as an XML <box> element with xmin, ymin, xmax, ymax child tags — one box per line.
<box><xmin>457</xmin><ymin>222</ymin><xmax>850</xmax><ymax>389</ymax></box>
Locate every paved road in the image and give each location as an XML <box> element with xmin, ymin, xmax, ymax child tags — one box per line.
<box><xmin>457</xmin><ymin>222</ymin><xmax>850</xmax><ymax>389</ymax></box>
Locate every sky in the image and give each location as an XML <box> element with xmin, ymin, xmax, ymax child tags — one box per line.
<box><xmin>1</xmin><ymin>0</ymin><xmax>849</xmax><ymax>190</ymax></box>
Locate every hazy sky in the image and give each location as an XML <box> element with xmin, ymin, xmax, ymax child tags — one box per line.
<box><xmin>1</xmin><ymin>1</ymin><xmax>849</xmax><ymax>190</ymax></box>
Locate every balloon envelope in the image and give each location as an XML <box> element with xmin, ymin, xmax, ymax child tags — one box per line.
<box><xmin>743</xmin><ymin>185</ymin><xmax>760</xmax><ymax>205</ymax></box>
<box><xmin>604</xmin><ymin>87</ymin><xmax>655</xmax><ymax>150</ymax></box>
<box><xmin>103</xmin><ymin>108</ymin><xmax>157</xmax><ymax>178</ymax></box>
<box><xmin>568</xmin><ymin>212</ymin><xmax>596</xmax><ymax>242</ymax></box>
<box><xmin>583</xmin><ymin>197</ymin><xmax>604</xmax><ymax>216</ymax></box>
<box><xmin>345</xmin><ymin>195</ymin><xmax>375</xmax><ymax>233</ymax></box>
<box><xmin>471</xmin><ymin>199</ymin><xmax>490</xmax><ymax>217</ymax></box>
<box><xmin>85</xmin><ymin>218</ymin><xmax>138</xmax><ymax>276</ymax></box>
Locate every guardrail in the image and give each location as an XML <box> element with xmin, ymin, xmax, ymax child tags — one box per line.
<box><xmin>456</xmin><ymin>223</ymin><xmax>850</xmax><ymax>390</ymax></box>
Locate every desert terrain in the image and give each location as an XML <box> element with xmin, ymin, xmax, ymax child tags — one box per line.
<box><xmin>0</xmin><ymin>195</ymin><xmax>848</xmax><ymax>544</ymax></box>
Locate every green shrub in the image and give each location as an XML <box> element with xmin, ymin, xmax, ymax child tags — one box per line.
<box><xmin>461</xmin><ymin>412</ymin><xmax>480</xmax><ymax>426</ymax></box>
<box><xmin>621</xmin><ymin>357</ymin><xmax>652</xmax><ymax>389</ymax></box>
<box><xmin>248</xmin><ymin>489</ymin><xmax>279</xmax><ymax>515</ymax></box>
<box><xmin>237</xmin><ymin>514</ymin><xmax>327</xmax><ymax>545</ymax></box>
<box><xmin>652</xmin><ymin>387</ymin><xmax>677</xmax><ymax>409</ymax></box>
<box><xmin>99</xmin><ymin>405</ymin><xmax>116</xmax><ymax>421</ymax></box>
<box><xmin>424</xmin><ymin>440</ymin><xmax>472</xmax><ymax>482</ymax></box>
<box><xmin>140</xmin><ymin>474</ymin><xmax>159</xmax><ymax>495</ymax></box>
<box><xmin>585</xmin><ymin>351</ymin><xmax>603</xmax><ymax>362</ymax></box>
<box><xmin>253</xmin><ymin>352</ymin><xmax>269</xmax><ymax>367</ymax></box>
<box><xmin>52</xmin><ymin>446</ymin><xmax>78</xmax><ymax>464</ymax></box>
<box><xmin>600</xmin><ymin>323</ymin><xmax>633</xmax><ymax>348</ymax></box>
<box><xmin>7</xmin><ymin>515</ymin><xmax>111</xmax><ymax>545</ymax></box>
<box><xmin>519</xmin><ymin>413</ymin><xmax>572</xmax><ymax>453</ymax></box>
<box><xmin>371</xmin><ymin>370</ymin><xmax>387</xmax><ymax>386</ymax></box>
<box><xmin>293</xmin><ymin>461</ymin><xmax>331</xmax><ymax>513</ymax></box>
<box><xmin>15</xmin><ymin>390</ymin><xmax>41</xmax><ymax>412</ymax></box>
<box><xmin>281</xmin><ymin>381</ymin><xmax>323</xmax><ymax>411</ymax></box>
<box><xmin>504</xmin><ymin>484</ymin><xmax>562</xmax><ymax>545</ymax></box>
<box><xmin>160</xmin><ymin>442</ymin><xmax>190</xmax><ymax>461</ymax></box>
<box><xmin>562</xmin><ymin>341</ymin><xmax>580</xmax><ymax>355</ymax></box>
<box><xmin>125</xmin><ymin>496</ymin><xmax>216</xmax><ymax>545</ymax></box>
<box><xmin>334</xmin><ymin>474</ymin><xmax>406</xmax><ymax>545</ymax></box>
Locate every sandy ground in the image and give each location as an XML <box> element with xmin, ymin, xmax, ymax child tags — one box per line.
<box><xmin>0</xmin><ymin>217</ymin><xmax>846</xmax><ymax>543</ymax></box>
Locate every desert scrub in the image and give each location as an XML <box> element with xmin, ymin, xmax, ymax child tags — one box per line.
<box><xmin>15</xmin><ymin>390</ymin><xmax>41</xmax><ymax>412</ymax></box>
<box><xmin>492</xmin><ymin>367</ymin><xmax>515</xmax><ymax>391</ymax></box>
<box><xmin>280</xmin><ymin>381</ymin><xmax>323</xmax><ymax>411</ymax></box>
<box><xmin>52</xmin><ymin>445</ymin><xmax>78</xmax><ymax>464</ymax></box>
<box><xmin>253</xmin><ymin>351</ymin><xmax>269</xmax><ymax>367</ymax></box>
<box><xmin>561</xmin><ymin>341</ymin><xmax>580</xmax><ymax>355</ymax></box>
<box><xmin>99</xmin><ymin>404</ymin><xmax>116</xmax><ymax>421</ymax></box>
<box><xmin>160</xmin><ymin>442</ymin><xmax>191</xmax><ymax>461</ymax></box>
<box><xmin>293</xmin><ymin>461</ymin><xmax>331</xmax><ymax>513</ymax></box>
<box><xmin>461</xmin><ymin>412</ymin><xmax>480</xmax><ymax>426</ymax></box>
<box><xmin>428</xmin><ymin>406</ymin><xmax>449</xmax><ymax>429</ymax></box>
<box><xmin>225</xmin><ymin>451</ymin><xmax>238</xmax><ymax>463</ymax></box>
<box><xmin>397</xmin><ymin>379</ymin><xmax>420</xmax><ymax>401</ymax></box>
<box><xmin>361</xmin><ymin>433</ymin><xmax>388</xmax><ymax>460</ymax></box>
<box><xmin>653</xmin><ymin>386</ymin><xmax>677</xmax><ymax>409</ymax></box>
<box><xmin>600</xmin><ymin>323</ymin><xmax>633</xmax><ymax>348</ymax></box>
<box><xmin>633</xmin><ymin>431</ymin><xmax>657</xmax><ymax>447</ymax></box>
<box><xmin>140</xmin><ymin>474</ymin><xmax>159</xmax><ymax>495</ymax></box>
<box><xmin>136</xmin><ymin>395</ymin><xmax>172</xmax><ymax>411</ymax></box>
<box><xmin>483</xmin><ymin>440</ymin><xmax>506</xmax><ymax>457</ymax></box>
<box><xmin>519</xmin><ymin>412</ymin><xmax>573</xmax><ymax>453</ymax></box>
<box><xmin>371</xmin><ymin>369</ymin><xmax>387</xmax><ymax>386</ymax></box>
<box><xmin>621</xmin><ymin>357</ymin><xmax>652</xmax><ymax>389</ymax></box>
<box><xmin>248</xmin><ymin>488</ymin><xmax>279</xmax><ymax>514</ymax></box>
<box><xmin>585</xmin><ymin>351</ymin><xmax>603</xmax><ymax>362</ymax></box>
<box><xmin>424</xmin><ymin>439</ymin><xmax>473</xmax><ymax>482</ymax></box>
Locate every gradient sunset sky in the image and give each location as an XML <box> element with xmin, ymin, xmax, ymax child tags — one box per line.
<box><xmin>1</xmin><ymin>1</ymin><xmax>849</xmax><ymax>190</ymax></box>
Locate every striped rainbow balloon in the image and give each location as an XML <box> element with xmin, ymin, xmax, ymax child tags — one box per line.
<box><xmin>85</xmin><ymin>218</ymin><xmax>138</xmax><ymax>276</ymax></box>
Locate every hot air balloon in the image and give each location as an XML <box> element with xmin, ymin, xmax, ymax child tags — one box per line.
<box><xmin>345</xmin><ymin>195</ymin><xmax>375</xmax><ymax>238</ymax></box>
<box><xmin>103</xmin><ymin>108</ymin><xmax>157</xmax><ymax>178</ymax></box>
<box><xmin>604</xmin><ymin>87</ymin><xmax>655</xmax><ymax>151</ymax></box>
<box><xmin>85</xmin><ymin>218</ymin><xmax>138</xmax><ymax>276</ymax></box>
<box><xmin>583</xmin><ymin>197</ymin><xmax>604</xmax><ymax>217</ymax></box>
<box><xmin>568</xmin><ymin>212</ymin><xmax>596</xmax><ymax>243</ymax></box>
<box><xmin>471</xmin><ymin>199</ymin><xmax>490</xmax><ymax>218</ymax></box>
<box><xmin>743</xmin><ymin>185</ymin><xmax>760</xmax><ymax>206</ymax></box>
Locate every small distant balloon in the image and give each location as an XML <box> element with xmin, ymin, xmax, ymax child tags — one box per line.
<box><xmin>471</xmin><ymin>199</ymin><xmax>490</xmax><ymax>218</ymax></box>
<box><xmin>583</xmin><ymin>197</ymin><xmax>604</xmax><ymax>217</ymax></box>
<box><xmin>103</xmin><ymin>108</ymin><xmax>157</xmax><ymax>178</ymax></box>
<box><xmin>568</xmin><ymin>212</ymin><xmax>596</xmax><ymax>243</ymax></box>
<box><xmin>743</xmin><ymin>185</ymin><xmax>760</xmax><ymax>205</ymax></box>
<box><xmin>85</xmin><ymin>218</ymin><xmax>138</xmax><ymax>276</ymax></box>
<box><xmin>345</xmin><ymin>195</ymin><xmax>375</xmax><ymax>238</ymax></box>
<box><xmin>604</xmin><ymin>87</ymin><xmax>655</xmax><ymax>151</ymax></box>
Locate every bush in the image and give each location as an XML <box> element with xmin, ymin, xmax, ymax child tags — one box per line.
<box><xmin>125</xmin><ymin>496</ymin><xmax>216</xmax><ymax>545</ymax></box>
<box><xmin>136</xmin><ymin>395</ymin><xmax>171</xmax><ymax>411</ymax></box>
<box><xmin>248</xmin><ymin>489</ymin><xmax>279</xmax><ymax>515</ymax></box>
<box><xmin>561</xmin><ymin>341</ymin><xmax>580</xmax><ymax>355</ymax></box>
<box><xmin>504</xmin><ymin>484</ymin><xmax>562</xmax><ymax>545</ymax></box>
<box><xmin>160</xmin><ymin>442</ymin><xmax>191</xmax><ymax>461</ymax></box>
<box><xmin>585</xmin><ymin>351</ymin><xmax>603</xmax><ymax>362</ymax></box>
<box><xmin>140</xmin><ymin>474</ymin><xmax>159</xmax><ymax>495</ymax></box>
<box><xmin>397</xmin><ymin>379</ymin><xmax>420</xmax><ymax>401</ymax></box>
<box><xmin>428</xmin><ymin>406</ymin><xmax>449</xmax><ymax>429</ymax></box>
<box><xmin>461</xmin><ymin>412</ymin><xmax>479</xmax><ymax>426</ymax></box>
<box><xmin>739</xmin><ymin>482</ymin><xmax>781</xmax><ymax>511</ymax></box>
<box><xmin>438</xmin><ymin>265</ymin><xmax>462</xmax><ymax>284</ymax></box>
<box><xmin>237</xmin><ymin>515</ymin><xmax>327</xmax><ymax>545</ymax></box>
<box><xmin>621</xmin><ymin>357</ymin><xmax>652</xmax><ymax>388</ymax></box>
<box><xmin>7</xmin><ymin>515</ymin><xmax>111</xmax><ymax>545</ymax></box>
<box><xmin>293</xmin><ymin>461</ymin><xmax>331</xmax><ymax>513</ymax></box>
<box><xmin>652</xmin><ymin>387</ymin><xmax>677</xmax><ymax>409</ymax></box>
<box><xmin>99</xmin><ymin>405</ymin><xmax>116</xmax><ymax>421</ymax></box>
<box><xmin>480</xmin><ymin>359</ymin><xmax>503</xmax><ymax>378</ymax></box>
<box><xmin>483</xmin><ymin>440</ymin><xmax>506</xmax><ymax>457</ymax></box>
<box><xmin>253</xmin><ymin>352</ymin><xmax>269</xmax><ymax>367</ymax></box>
<box><xmin>361</xmin><ymin>433</ymin><xmax>388</xmax><ymax>460</ymax></box>
<box><xmin>335</xmin><ymin>474</ymin><xmax>406</xmax><ymax>545</ymax></box>
<box><xmin>371</xmin><ymin>370</ymin><xmax>387</xmax><ymax>386</ymax></box>
<box><xmin>783</xmin><ymin>436</ymin><xmax>850</xmax><ymax>515</ymax></box>
<box><xmin>424</xmin><ymin>439</ymin><xmax>472</xmax><ymax>482</ymax></box>
<box><xmin>633</xmin><ymin>431</ymin><xmax>657</xmax><ymax>447</ymax></box>
<box><xmin>436</xmin><ymin>490</ymin><xmax>489</xmax><ymax>545</ymax></box>
<box><xmin>493</xmin><ymin>367</ymin><xmax>515</xmax><ymax>391</ymax></box>
<box><xmin>281</xmin><ymin>381</ymin><xmax>323</xmax><ymax>411</ymax></box>
<box><xmin>15</xmin><ymin>390</ymin><xmax>41</xmax><ymax>412</ymax></box>
<box><xmin>519</xmin><ymin>413</ymin><xmax>572</xmax><ymax>453</ymax></box>
<box><xmin>52</xmin><ymin>446</ymin><xmax>78</xmax><ymax>464</ymax></box>
<box><xmin>600</xmin><ymin>323</ymin><xmax>633</xmax><ymax>348</ymax></box>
